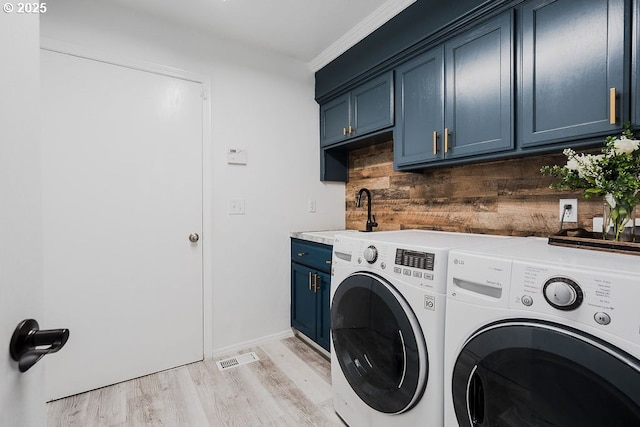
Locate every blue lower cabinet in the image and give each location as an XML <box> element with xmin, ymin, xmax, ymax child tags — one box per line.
<box><xmin>290</xmin><ymin>239</ymin><xmax>332</xmax><ymax>351</ymax></box>
<box><xmin>291</xmin><ymin>263</ymin><xmax>318</xmax><ymax>340</ymax></box>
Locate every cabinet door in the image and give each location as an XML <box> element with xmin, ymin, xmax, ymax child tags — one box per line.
<box><xmin>291</xmin><ymin>263</ymin><xmax>317</xmax><ymax>340</ymax></box>
<box><xmin>519</xmin><ymin>0</ymin><xmax>626</xmax><ymax>147</ymax></box>
<box><xmin>394</xmin><ymin>47</ymin><xmax>445</xmax><ymax>167</ymax></box>
<box><xmin>320</xmin><ymin>93</ymin><xmax>350</xmax><ymax>147</ymax></box>
<box><xmin>445</xmin><ymin>11</ymin><xmax>514</xmax><ymax>159</ymax></box>
<box><xmin>315</xmin><ymin>270</ymin><xmax>331</xmax><ymax>351</ymax></box>
<box><xmin>351</xmin><ymin>72</ymin><xmax>394</xmax><ymax>138</ymax></box>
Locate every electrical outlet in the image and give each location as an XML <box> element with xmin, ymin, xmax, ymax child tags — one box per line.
<box><xmin>559</xmin><ymin>198</ymin><xmax>578</xmax><ymax>222</ymax></box>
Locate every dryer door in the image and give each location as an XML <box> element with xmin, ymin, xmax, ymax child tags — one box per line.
<box><xmin>451</xmin><ymin>320</ymin><xmax>640</xmax><ymax>426</ymax></box>
<box><xmin>331</xmin><ymin>272</ymin><xmax>427</xmax><ymax>414</ymax></box>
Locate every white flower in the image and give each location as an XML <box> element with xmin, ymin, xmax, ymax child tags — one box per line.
<box><xmin>566</xmin><ymin>158</ymin><xmax>579</xmax><ymax>171</ymax></box>
<box><xmin>613</xmin><ymin>136</ymin><xmax>640</xmax><ymax>155</ymax></box>
<box><xmin>573</xmin><ymin>154</ymin><xmax>602</xmax><ymax>180</ymax></box>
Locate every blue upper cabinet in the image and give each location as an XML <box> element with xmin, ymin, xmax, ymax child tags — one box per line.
<box><xmin>351</xmin><ymin>73</ymin><xmax>394</xmax><ymax>138</ymax></box>
<box><xmin>394</xmin><ymin>46</ymin><xmax>444</xmax><ymax>166</ymax></box>
<box><xmin>444</xmin><ymin>12</ymin><xmax>514</xmax><ymax>159</ymax></box>
<box><xmin>320</xmin><ymin>72</ymin><xmax>393</xmax><ymax>147</ymax></box>
<box><xmin>319</xmin><ymin>93</ymin><xmax>350</xmax><ymax>147</ymax></box>
<box><xmin>394</xmin><ymin>12</ymin><xmax>513</xmax><ymax>169</ymax></box>
<box><xmin>519</xmin><ymin>0</ymin><xmax>627</xmax><ymax>147</ymax></box>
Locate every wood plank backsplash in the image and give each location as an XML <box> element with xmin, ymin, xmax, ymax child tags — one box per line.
<box><xmin>346</xmin><ymin>140</ymin><xmax>602</xmax><ymax>236</ymax></box>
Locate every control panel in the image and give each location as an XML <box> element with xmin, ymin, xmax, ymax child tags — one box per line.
<box><xmin>348</xmin><ymin>241</ymin><xmax>443</xmax><ymax>292</ymax></box>
<box><xmin>510</xmin><ymin>261</ymin><xmax>639</xmax><ymax>340</ymax></box>
<box><xmin>447</xmin><ymin>250</ymin><xmax>640</xmax><ymax>342</ymax></box>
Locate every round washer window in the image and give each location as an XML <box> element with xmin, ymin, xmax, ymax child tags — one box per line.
<box><xmin>331</xmin><ymin>272</ymin><xmax>427</xmax><ymax>414</ymax></box>
<box><xmin>451</xmin><ymin>320</ymin><xmax>640</xmax><ymax>426</ymax></box>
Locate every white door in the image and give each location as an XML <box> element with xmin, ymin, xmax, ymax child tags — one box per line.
<box><xmin>41</xmin><ymin>50</ymin><xmax>204</xmax><ymax>400</ymax></box>
<box><xmin>0</xmin><ymin>12</ymin><xmax>47</xmax><ymax>427</ymax></box>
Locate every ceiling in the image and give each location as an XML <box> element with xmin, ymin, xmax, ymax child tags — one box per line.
<box><xmin>107</xmin><ymin>0</ymin><xmax>416</xmax><ymax>70</ymax></box>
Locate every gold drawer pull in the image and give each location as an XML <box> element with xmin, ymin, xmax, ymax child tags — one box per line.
<box><xmin>433</xmin><ymin>131</ymin><xmax>438</xmax><ymax>155</ymax></box>
<box><xmin>610</xmin><ymin>87</ymin><xmax>616</xmax><ymax>125</ymax></box>
<box><xmin>342</xmin><ymin>127</ymin><xmax>347</xmax><ymax>136</ymax></box>
<box><xmin>444</xmin><ymin>128</ymin><xmax>450</xmax><ymax>153</ymax></box>
<box><xmin>297</xmin><ymin>252</ymin><xmax>306</xmax><ymax>257</ymax></box>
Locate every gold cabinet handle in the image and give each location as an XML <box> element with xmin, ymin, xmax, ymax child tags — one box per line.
<box><xmin>444</xmin><ymin>128</ymin><xmax>450</xmax><ymax>153</ymax></box>
<box><xmin>349</xmin><ymin>125</ymin><xmax>354</xmax><ymax>135</ymax></box>
<box><xmin>610</xmin><ymin>87</ymin><xmax>616</xmax><ymax>125</ymax></box>
<box><xmin>342</xmin><ymin>127</ymin><xmax>347</xmax><ymax>136</ymax></box>
<box><xmin>297</xmin><ymin>252</ymin><xmax>306</xmax><ymax>257</ymax></box>
<box><xmin>433</xmin><ymin>131</ymin><xmax>438</xmax><ymax>155</ymax></box>
<box><xmin>325</xmin><ymin>260</ymin><xmax>332</xmax><ymax>265</ymax></box>
<box><xmin>308</xmin><ymin>272</ymin><xmax>312</xmax><ymax>291</ymax></box>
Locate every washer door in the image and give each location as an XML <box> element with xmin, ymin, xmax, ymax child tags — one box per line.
<box><xmin>331</xmin><ymin>272</ymin><xmax>427</xmax><ymax>414</ymax></box>
<box><xmin>451</xmin><ymin>320</ymin><xmax>640</xmax><ymax>426</ymax></box>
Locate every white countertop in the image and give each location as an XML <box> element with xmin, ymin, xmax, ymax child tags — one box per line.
<box><xmin>290</xmin><ymin>230</ymin><xmax>357</xmax><ymax>246</ymax></box>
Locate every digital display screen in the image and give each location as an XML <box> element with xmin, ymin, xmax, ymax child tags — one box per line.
<box><xmin>395</xmin><ymin>249</ymin><xmax>435</xmax><ymax>271</ymax></box>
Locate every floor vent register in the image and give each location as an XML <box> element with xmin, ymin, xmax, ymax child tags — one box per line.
<box><xmin>215</xmin><ymin>351</ymin><xmax>260</xmax><ymax>371</ymax></box>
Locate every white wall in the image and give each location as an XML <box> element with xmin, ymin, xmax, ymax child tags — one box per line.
<box><xmin>40</xmin><ymin>1</ymin><xmax>345</xmax><ymax>355</ymax></box>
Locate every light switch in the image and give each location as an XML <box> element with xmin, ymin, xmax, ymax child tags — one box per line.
<box><xmin>229</xmin><ymin>199</ymin><xmax>245</xmax><ymax>215</ymax></box>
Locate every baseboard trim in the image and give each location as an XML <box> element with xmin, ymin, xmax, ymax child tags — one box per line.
<box><xmin>210</xmin><ymin>329</ymin><xmax>295</xmax><ymax>359</ymax></box>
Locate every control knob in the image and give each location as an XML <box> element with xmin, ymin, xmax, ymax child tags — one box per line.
<box><xmin>543</xmin><ymin>277</ymin><xmax>583</xmax><ymax>311</ymax></box>
<box><xmin>363</xmin><ymin>245</ymin><xmax>378</xmax><ymax>264</ymax></box>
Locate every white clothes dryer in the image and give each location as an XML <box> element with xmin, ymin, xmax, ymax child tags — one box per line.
<box><xmin>330</xmin><ymin>230</ymin><xmax>510</xmax><ymax>427</ymax></box>
<box><xmin>444</xmin><ymin>237</ymin><xmax>640</xmax><ymax>427</ymax></box>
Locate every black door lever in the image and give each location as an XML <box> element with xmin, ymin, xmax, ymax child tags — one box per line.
<box><xmin>9</xmin><ymin>319</ymin><xmax>69</xmax><ymax>372</ymax></box>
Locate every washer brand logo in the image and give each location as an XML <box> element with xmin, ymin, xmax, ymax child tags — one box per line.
<box><xmin>424</xmin><ymin>295</ymin><xmax>436</xmax><ymax>311</ymax></box>
<box><xmin>453</xmin><ymin>258</ymin><xmax>464</xmax><ymax>265</ymax></box>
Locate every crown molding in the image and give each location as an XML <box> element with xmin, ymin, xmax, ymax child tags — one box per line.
<box><xmin>309</xmin><ymin>0</ymin><xmax>416</xmax><ymax>72</ymax></box>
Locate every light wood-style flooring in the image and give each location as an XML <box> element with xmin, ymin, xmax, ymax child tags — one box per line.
<box><xmin>47</xmin><ymin>336</ymin><xmax>344</xmax><ymax>427</ymax></box>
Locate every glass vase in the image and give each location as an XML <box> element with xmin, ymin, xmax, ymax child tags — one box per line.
<box><xmin>603</xmin><ymin>199</ymin><xmax>636</xmax><ymax>242</ymax></box>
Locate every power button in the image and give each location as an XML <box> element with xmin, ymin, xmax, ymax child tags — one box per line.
<box><xmin>521</xmin><ymin>295</ymin><xmax>534</xmax><ymax>306</ymax></box>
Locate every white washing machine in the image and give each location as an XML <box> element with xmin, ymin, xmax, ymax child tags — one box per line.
<box><xmin>330</xmin><ymin>230</ymin><xmax>510</xmax><ymax>427</ymax></box>
<box><xmin>444</xmin><ymin>237</ymin><xmax>640</xmax><ymax>427</ymax></box>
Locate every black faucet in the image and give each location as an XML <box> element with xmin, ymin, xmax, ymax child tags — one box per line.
<box><xmin>356</xmin><ymin>188</ymin><xmax>378</xmax><ymax>232</ymax></box>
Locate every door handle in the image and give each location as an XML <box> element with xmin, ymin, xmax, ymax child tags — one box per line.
<box><xmin>609</xmin><ymin>87</ymin><xmax>616</xmax><ymax>125</ymax></box>
<box><xmin>10</xmin><ymin>319</ymin><xmax>69</xmax><ymax>372</ymax></box>
<box><xmin>189</xmin><ymin>233</ymin><xmax>200</xmax><ymax>243</ymax></box>
<box><xmin>433</xmin><ymin>131</ymin><xmax>438</xmax><ymax>155</ymax></box>
<box><xmin>444</xmin><ymin>128</ymin><xmax>450</xmax><ymax>153</ymax></box>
